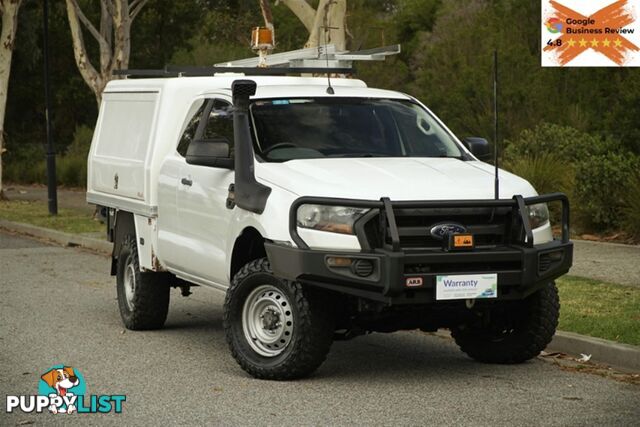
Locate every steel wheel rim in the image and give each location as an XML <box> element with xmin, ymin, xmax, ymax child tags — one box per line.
<box><xmin>242</xmin><ymin>285</ymin><xmax>294</xmax><ymax>357</ymax></box>
<box><xmin>124</xmin><ymin>260</ymin><xmax>136</xmax><ymax>311</ymax></box>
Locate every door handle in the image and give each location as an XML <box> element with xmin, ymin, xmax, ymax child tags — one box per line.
<box><xmin>181</xmin><ymin>177</ymin><xmax>193</xmax><ymax>186</ymax></box>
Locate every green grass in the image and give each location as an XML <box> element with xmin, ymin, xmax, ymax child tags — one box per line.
<box><xmin>557</xmin><ymin>276</ymin><xmax>640</xmax><ymax>346</ymax></box>
<box><xmin>0</xmin><ymin>200</ymin><xmax>102</xmax><ymax>234</ymax></box>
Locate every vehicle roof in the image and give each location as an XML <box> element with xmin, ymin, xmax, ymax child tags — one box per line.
<box><xmin>104</xmin><ymin>76</ymin><xmax>411</xmax><ymax>100</ymax></box>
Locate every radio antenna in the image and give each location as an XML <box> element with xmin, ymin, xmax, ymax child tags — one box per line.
<box><xmin>493</xmin><ymin>49</ymin><xmax>499</xmax><ymax>200</ymax></box>
<box><xmin>322</xmin><ymin>4</ymin><xmax>335</xmax><ymax>95</ymax></box>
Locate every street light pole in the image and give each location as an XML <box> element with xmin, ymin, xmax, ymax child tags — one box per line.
<box><xmin>43</xmin><ymin>0</ymin><xmax>57</xmax><ymax>215</ymax></box>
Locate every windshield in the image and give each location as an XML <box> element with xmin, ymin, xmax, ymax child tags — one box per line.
<box><xmin>249</xmin><ymin>98</ymin><xmax>463</xmax><ymax>162</ymax></box>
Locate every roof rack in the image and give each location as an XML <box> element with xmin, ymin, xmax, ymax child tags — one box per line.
<box><xmin>114</xmin><ymin>44</ymin><xmax>400</xmax><ymax>78</ymax></box>
<box><xmin>114</xmin><ymin>66</ymin><xmax>354</xmax><ymax>78</ymax></box>
<box><xmin>215</xmin><ymin>44</ymin><xmax>400</xmax><ymax>68</ymax></box>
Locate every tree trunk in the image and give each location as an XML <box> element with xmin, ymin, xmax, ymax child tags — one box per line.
<box><xmin>0</xmin><ymin>0</ymin><xmax>23</xmax><ymax>198</ymax></box>
<box><xmin>65</xmin><ymin>0</ymin><xmax>142</xmax><ymax>107</ymax></box>
<box><xmin>279</xmin><ymin>0</ymin><xmax>347</xmax><ymax>51</ymax></box>
<box><xmin>66</xmin><ymin>0</ymin><xmax>104</xmax><ymax>106</ymax></box>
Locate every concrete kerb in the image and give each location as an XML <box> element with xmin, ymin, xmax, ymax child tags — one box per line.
<box><xmin>0</xmin><ymin>219</ymin><xmax>112</xmax><ymax>254</ymax></box>
<box><xmin>2</xmin><ymin>218</ymin><xmax>639</xmax><ymax>372</ymax></box>
<box><xmin>548</xmin><ymin>330</ymin><xmax>640</xmax><ymax>372</ymax></box>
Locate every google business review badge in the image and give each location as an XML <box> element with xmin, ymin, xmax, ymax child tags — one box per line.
<box><xmin>542</xmin><ymin>0</ymin><xmax>640</xmax><ymax>66</ymax></box>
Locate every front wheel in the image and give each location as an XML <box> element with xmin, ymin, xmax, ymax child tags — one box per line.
<box><xmin>223</xmin><ymin>258</ymin><xmax>334</xmax><ymax>380</ymax></box>
<box><xmin>451</xmin><ymin>281</ymin><xmax>560</xmax><ymax>364</ymax></box>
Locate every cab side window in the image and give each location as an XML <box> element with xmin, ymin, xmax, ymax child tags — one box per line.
<box><xmin>177</xmin><ymin>99</ymin><xmax>233</xmax><ymax>158</ymax></box>
<box><xmin>202</xmin><ymin>99</ymin><xmax>234</xmax><ymax>146</ymax></box>
<box><xmin>177</xmin><ymin>100</ymin><xmax>206</xmax><ymax>157</ymax></box>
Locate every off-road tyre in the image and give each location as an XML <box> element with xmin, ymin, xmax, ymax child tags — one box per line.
<box><xmin>223</xmin><ymin>258</ymin><xmax>334</xmax><ymax>380</ymax></box>
<box><xmin>451</xmin><ymin>281</ymin><xmax>559</xmax><ymax>364</ymax></box>
<box><xmin>116</xmin><ymin>235</ymin><xmax>170</xmax><ymax>330</ymax></box>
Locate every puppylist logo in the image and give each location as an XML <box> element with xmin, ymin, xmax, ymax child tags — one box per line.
<box><xmin>5</xmin><ymin>365</ymin><xmax>125</xmax><ymax>415</ymax></box>
<box><xmin>542</xmin><ymin>0</ymin><xmax>640</xmax><ymax>66</ymax></box>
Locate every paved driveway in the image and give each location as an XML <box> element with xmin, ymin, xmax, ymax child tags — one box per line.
<box><xmin>1</xmin><ymin>232</ymin><xmax>638</xmax><ymax>426</ymax></box>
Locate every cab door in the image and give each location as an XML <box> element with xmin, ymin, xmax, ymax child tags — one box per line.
<box><xmin>175</xmin><ymin>96</ymin><xmax>235</xmax><ymax>285</ymax></box>
<box><xmin>157</xmin><ymin>98</ymin><xmax>207</xmax><ymax>271</ymax></box>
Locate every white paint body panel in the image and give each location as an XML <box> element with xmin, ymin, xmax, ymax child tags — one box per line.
<box><xmin>133</xmin><ymin>214</ymin><xmax>157</xmax><ymax>271</ymax></box>
<box><xmin>255</xmin><ymin>158</ymin><xmax>536</xmax><ymax>201</ymax></box>
<box><xmin>87</xmin><ymin>75</ymin><xmax>549</xmax><ymax>289</ymax></box>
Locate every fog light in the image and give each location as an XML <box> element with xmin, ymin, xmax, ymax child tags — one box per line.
<box><xmin>351</xmin><ymin>259</ymin><xmax>374</xmax><ymax>277</ymax></box>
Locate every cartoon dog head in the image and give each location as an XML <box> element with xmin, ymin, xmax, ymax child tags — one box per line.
<box><xmin>41</xmin><ymin>367</ymin><xmax>79</xmax><ymax>396</ymax></box>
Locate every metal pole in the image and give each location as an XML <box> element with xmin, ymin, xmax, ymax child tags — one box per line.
<box><xmin>43</xmin><ymin>0</ymin><xmax>57</xmax><ymax>215</ymax></box>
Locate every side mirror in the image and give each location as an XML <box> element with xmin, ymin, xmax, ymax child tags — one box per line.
<box><xmin>462</xmin><ymin>137</ymin><xmax>492</xmax><ymax>161</ymax></box>
<box><xmin>186</xmin><ymin>138</ymin><xmax>234</xmax><ymax>169</ymax></box>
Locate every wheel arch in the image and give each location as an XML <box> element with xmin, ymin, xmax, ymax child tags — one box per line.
<box><xmin>110</xmin><ymin>210</ymin><xmax>136</xmax><ymax>275</ymax></box>
<box><xmin>230</xmin><ymin>227</ymin><xmax>267</xmax><ymax>281</ymax></box>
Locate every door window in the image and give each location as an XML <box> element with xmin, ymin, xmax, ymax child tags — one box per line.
<box><xmin>177</xmin><ymin>100</ymin><xmax>206</xmax><ymax>157</ymax></box>
<box><xmin>202</xmin><ymin>99</ymin><xmax>234</xmax><ymax>146</ymax></box>
<box><xmin>177</xmin><ymin>98</ymin><xmax>233</xmax><ymax>157</ymax></box>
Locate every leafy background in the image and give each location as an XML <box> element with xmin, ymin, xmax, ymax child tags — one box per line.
<box><xmin>4</xmin><ymin>0</ymin><xmax>640</xmax><ymax>236</ymax></box>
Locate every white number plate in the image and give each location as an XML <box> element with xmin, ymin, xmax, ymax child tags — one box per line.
<box><xmin>436</xmin><ymin>274</ymin><xmax>498</xmax><ymax>300</ymax></box>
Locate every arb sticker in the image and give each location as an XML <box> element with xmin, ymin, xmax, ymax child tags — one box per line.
<box><xmin>405</xmin><ymin>277</ymin><xmax>423</xmax><ymax>287</ymax></box>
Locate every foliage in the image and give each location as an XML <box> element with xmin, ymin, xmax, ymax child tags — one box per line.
<box><xmin>574</xmin><ymin>152</ymin><xmax>640</xmax><ymax>230</ymax></box>
<box><xmin>66</xmin><ymin>124</ymin><xmax>93</xmax><ymax>157</ymax></box>
<box><xmin>556</xmin><ymin>276</ymin><xmax>640</xmax><ymax>346</ymax></box>
<box><xmin>503</xmin><ymin>153</ymin><xmax>573</xmax><ymax>196</ymax></box>
<box><xmin>4</xmin><ymin>0</ymin><xmax>640</xmax><ymax>236</ymax></box>
<box><xmin>503</xmin><ymin>122</ymin><xmax>619</xmax><ymax>164</ymax></box>
<box><xmin>57</xmin><ymin>125</ymin><xmax>93</xmax><ymax>188</ymax></box>
<box><xmin>622</xmin><ymin>172</ymin><xmax>640</xmax><ymax>239</ymax></box>
<box><xmin>3</xmin><ymin>145</ymin><xmax>46</xmax><ymax>184</ymax></box>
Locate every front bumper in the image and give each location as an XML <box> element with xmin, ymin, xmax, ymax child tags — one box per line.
<box><xmin>265</xmin><ymin>193</ymin><xmax>573</xmax><ymax>305</ymax></box>
<box><xmin>265</xmin><ymin>240</ymin><xmax>572</xmax><ymax>305</ymax></box>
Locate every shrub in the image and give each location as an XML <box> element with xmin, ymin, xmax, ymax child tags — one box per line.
<box><xmin>504</xmin><ymin>122</ymin><xmax>620</xmax><ymax>163</ymax></box>
<box><xmin>55</xmin><ymin>125</ymin><xmax>93</xmax><ymax>188</ymax></box>
<box><xmin>504</xmin><ymin>154</ymin><xmax>574</xmax><ymax>226</ymax></box>
<box><xmin>622</xmin><ymin>172</ymin><xmax>640</xmax><ymax>239</ymax></box>
<box><xmin>3</xmin><ymin>144</ymin><xmax>47</xmax><ymax>184</ymax></box>
<box><xmin>574</xmin><ymin>153</ymin><xmax>640</xmax><ymax>230</ymax></box>
<box><xmin>3</xmin><ymin>126</ymin><xmax>93</xmax><ymax>187</ymax></box>
<box><xmin>66</xmin><ymin>125</ymin><xmax>93</xmax><ymax>158</ymax></box>
<box><xmin>57</xmin><ymin>155</ymin><xmax>87</xmax><ymax>188</ymax></box>
<box><xmin>503</xmin><ymin>153</ymin><xmax>573</xmax><ymax>196</ymax></box>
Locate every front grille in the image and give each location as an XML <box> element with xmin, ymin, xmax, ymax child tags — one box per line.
<box><xmin>360</xmin><ymin>206</ymin><xmax>519</xmax><ymax>250</ymax></box>
<box><xmin>405</xmin><ymin>259</ymin><xmax>522</xmax><ymax>274</ymax></box>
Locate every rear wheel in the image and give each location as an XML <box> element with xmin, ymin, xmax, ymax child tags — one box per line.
<box><xmin>223</xmin><ymin>258</ymin><xmax>334</xmax><ymax>380</ymax></box>
<box><xmin>451</xmin><ymin>281</ymin><xmax>559</xmax><ymax>364</ymax></box>
<box><xmin>116</xmin><ymin>235</ymin><xmax>170</xmax><ymax>330</ymax></box>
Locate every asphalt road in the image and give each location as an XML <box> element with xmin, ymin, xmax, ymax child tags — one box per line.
<box><xmin>570</xmin><ymin>240</ymin><xmax>640</xmax><ymax>288</ymax></box>
<box><xmin>1</xmin><ymin>232</ymin><xmax>638</xmax><ymax>426</ymax></box>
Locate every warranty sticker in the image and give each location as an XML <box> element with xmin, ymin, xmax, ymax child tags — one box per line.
<box><xmin>542</xmin><ymin>0</ymin><xmax>640</xmax><ymax>66</ymax></box>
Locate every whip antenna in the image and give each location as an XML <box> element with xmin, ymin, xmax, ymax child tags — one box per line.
<box><xmin>322</xmin><ymin>4</ymin><xmax>335</xmax><ymax>94</ymax></box>
<box><xmin>493</xmin><ymin>49</ymin><xmax>499</xmax><ymax>200</ymax></box>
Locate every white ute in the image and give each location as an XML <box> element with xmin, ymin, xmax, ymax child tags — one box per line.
<box><xmin>88</xmin><ymin>65</ymin><xmax>573</xmax><ymax>380</ymax></box>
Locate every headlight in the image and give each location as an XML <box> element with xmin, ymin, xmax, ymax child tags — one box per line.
<box><xmin>297</xmin><ymin>205</ymin><xmax>370</xmax><ymax>235</ymax></box>
<box><xmin>527</xmin><ymin>203</ymin><xmax>550</xmax><ymax>229</ymax></box>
